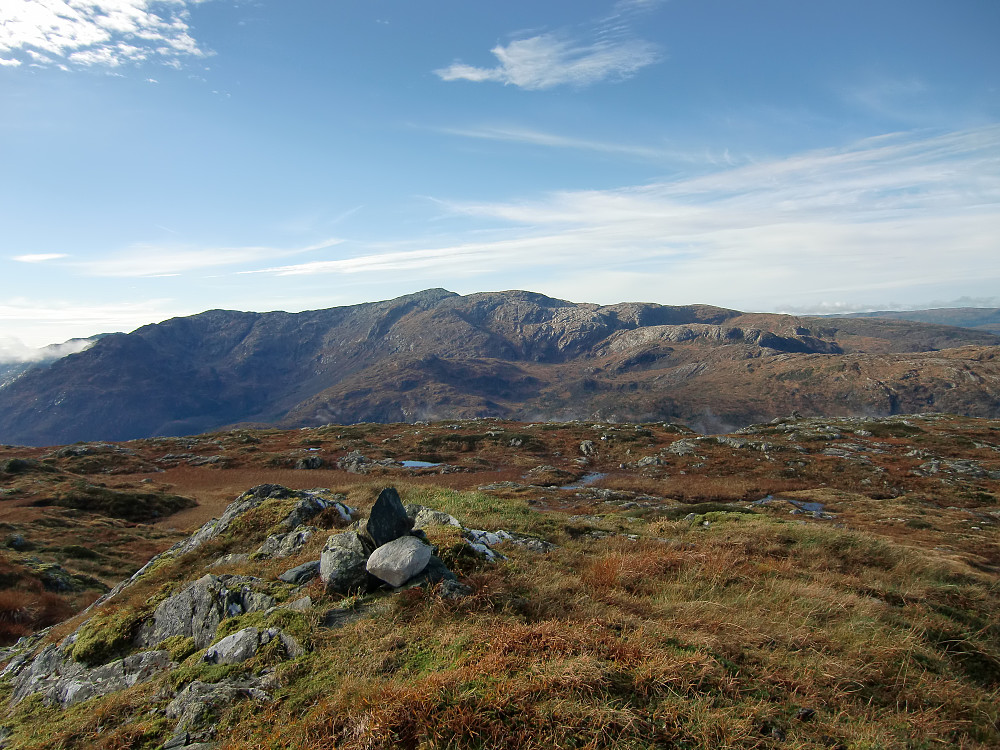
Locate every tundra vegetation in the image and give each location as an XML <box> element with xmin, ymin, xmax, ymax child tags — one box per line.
<box><xmin>0</xmin><ymin>413</ymin><xmax>997</xmax><ymax>748</ymax></box>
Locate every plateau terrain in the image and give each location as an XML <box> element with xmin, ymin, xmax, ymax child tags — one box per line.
<box><xmin>0</xmin><ymin>413</ymin><xmax>997</xmax><ymax>748</ymax></box>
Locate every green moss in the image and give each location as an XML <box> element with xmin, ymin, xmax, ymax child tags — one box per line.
<box><xmin>226</xmin><ymin>496</ymin><xmax>301</xmax><ymax>539</ymax></box>
<box><xmin>167</xmin><ymin>659</ymin><xmax>245</xmax><ymax>690</ymax></box>
<box><xmin>60</xmin><ymin>544</ymin><xmax>101</xmax><ymax>560</ymax></box>
<box><xmin>69</xmin><ymin>604</ymin><xmax>150</xmax><ymax>666</ymax></box>
<box><xmin>214</xmin><ymin>607</ymin><xmax>314</xmax><ymax>649</ymax></box>
<box><xmin>158</xmin><ymin>635</ymin><xmax>198</xmax><ymax>662</ymax></box>
<box><xmin>661</xmin><ymin>502</ymin><xmax>754</xmax><ymax>520</ymax></box>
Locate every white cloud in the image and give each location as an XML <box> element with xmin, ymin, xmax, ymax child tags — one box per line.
<box><xmin>0</xmin><ymin>335</ymin><xmax>95</xmax><ymax>364</ymax></box>
<box><xmin>0</xmin><ymin>0</ymin><xmax>211</xmax><ymax>69</ymax></box>
<box><xmin>436</xmin><ymin>33</ymin><xmax>659</xmax><ymax>90</ymax></box>
<box><xmin>77</xmin><ymin>238</ymin><xmax>342</xmax><ymax>277</ymax></box>
<box><xmin>250</xmin><ymin>126</ymin><xmax>1000</xmax><ymax>313</ymax></box>
<box><xmin>0</xmin><ymin>57</ymin><xmax>23</xmax><ymax>67</ymax></box>
<box><xmin>12</xmin><ymin>253</ymin><xmax>68</xmax><ymax>262</ymax></box>
<box><xmin>435</xmin><ymin>2</ymin><xmax>663</xmax><ymax>91</ymax></box>
<box><xmin>0</xmin><ymin>297</ymin><xmax>180</xmax><ymax>348</ymax></box>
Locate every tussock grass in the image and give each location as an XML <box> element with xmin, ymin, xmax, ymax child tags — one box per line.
<box><xmin>2</xmin><ymin>475</ymin><xmax>998</xmax><ymax>749</ymax></box>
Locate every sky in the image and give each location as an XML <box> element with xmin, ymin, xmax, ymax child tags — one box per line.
<box><xmin>1</xmin><ymin>0</ymin><xmax>998</xmax><ymax>352</ymax></box>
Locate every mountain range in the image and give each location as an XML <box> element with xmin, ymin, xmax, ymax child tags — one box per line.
<box><xmin>1</xmin><ymin>289</ymin><xmax>999</xmax><ymax>446</ymax></box>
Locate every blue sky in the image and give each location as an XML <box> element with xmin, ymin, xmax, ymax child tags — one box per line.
<box><xmin>1</xmin><ymin>0</ymin><xmax>998</xmax><ymax>352</ymax></box>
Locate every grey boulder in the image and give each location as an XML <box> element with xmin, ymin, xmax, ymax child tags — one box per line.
<box><xmin>366</xmin><ymin>536</ymin><xmax>432</xmax><ymax>587</ymax></box>
<box><xmin>319</xmin><ymin>532</ymin><xmax>370</xmax><ymax>594</ymax></box>
<box><xmin>278</xmin><ymin>560</ymin><xmax>320</xmax><ymax>585</ymax></box>
<box><xmin>203</xmin><ymin>627</ymin><xmax>302</xmax><ymax>665</ymax></box>
<box><xmin>406</xmin><ymin>505</ymin><xmax>461</xmax><ymax>530</ymax></box>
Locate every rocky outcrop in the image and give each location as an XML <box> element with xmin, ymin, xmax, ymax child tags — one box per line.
<box><xmin>166</xmin><ymin>676</ymin><xmax>274</xmax><ymax>742</ymax></box>
<box><xmin>9</xmin><ymin>645</ymin><xmax>172</xmax><ymax>708</ymax></box>
<box><xmin>203</xmin><ymin>627</ymin><xmax>301</xmax><ymax>665</ymax></box>
<box><xmin>2</xmin><ymin>483</ymin><xmax>534</xmax><ymax>725</ymax></box>
<box><xmin>136</xmin><ymin>574</ymin><xmax>276</xmax><ymax>650</ymax></box>
<box><xmin>95</xmin><ymin>485</ymin><xmax>345</xmax><ymax>608</ymax></box>
<box><xmin>256</xmin><ymin>527</ymin><xmax>315</xmax><ymax>559</ymax></box>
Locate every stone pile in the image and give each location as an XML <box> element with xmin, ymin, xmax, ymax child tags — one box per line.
<box><xmin>319</xmin><ymin>488</ymin><xmax>460</xmax><ymax>594</ymax></box>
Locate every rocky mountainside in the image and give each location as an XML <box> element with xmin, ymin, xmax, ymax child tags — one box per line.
<box><xmin>1</xmin><ymin>289</ymin><xmax>999</xmax><ymax>446</ymax></box>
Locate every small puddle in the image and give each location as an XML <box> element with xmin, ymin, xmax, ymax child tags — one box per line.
<box><xmin>559</xmin><ymin>472</ymin><xmax>608</xmax><ymax>490</ymax></box>
<box><xmin>751</xmin><ymin>495</ymin><xmax>827</xmax><ymax>513</ymax></box>
<box><xmin>400</xmin><ymin>460</ymin><xmax>442</xmax><ymax>468</ymax></box>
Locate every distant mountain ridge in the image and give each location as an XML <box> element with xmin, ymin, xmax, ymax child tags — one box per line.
<box><xmin>1</xmin><ymin>289</ymin><xmax>999</xmax><ymax>446</ymax></box>
<box><xmin>829</xmin><ymin>307</ymin><xmax>1000</xmax><ymax>335</ymax></box>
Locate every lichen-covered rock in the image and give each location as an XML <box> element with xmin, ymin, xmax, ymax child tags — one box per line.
<box><xmin>203</xmin><ymin>627</ymin><xmax>302</xmax><ymax>665</ymax></box>
<box><xmin>135</xmin><ymin>574</ymin><xmax>276</xmax><ymax>650</ymax></box>
<box><xmin>405</xmin><ymin>504</ymin><xmax>461</xmax><ymax>530</ymax></box>
<box><xmin>166</xmin><ymin>677</ymin><xmax>273</xmax><ymax>738</ymax></box>
<box><xmin>319</xmin><ymin>532</ymin><xmax>370</xmax><ymax>594</ymax></box>
<box><xmin>10</xmin><ymin>645</ymin><xmax>172</xmax><ymax>707</ymax></box>
<box><xmin>366</xmin><ymin>536</ymin><xmax>432</xmax><ymax>587</ymax></box>
<box><xmin>256</xmin><ymin>526</ymin><xmax>315</xmax><ymax>559</ymax></box>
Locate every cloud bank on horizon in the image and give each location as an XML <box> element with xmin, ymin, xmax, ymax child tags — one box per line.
<box><xmin>1</xmin><ymin>0</ymin><xmax>998</xmax><ymax>348</ymax></box>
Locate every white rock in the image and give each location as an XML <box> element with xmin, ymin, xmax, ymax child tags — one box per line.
<box><xmin>365</xmin><ymin>536</ymin><xmax>431</xmax><ymax>587</ymax></box>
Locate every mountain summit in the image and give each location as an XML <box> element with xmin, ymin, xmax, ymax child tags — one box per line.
<box><xmin>1</xmin><ymin>289</ymin><xmax>998</xmax><ymax>446</ymax></box>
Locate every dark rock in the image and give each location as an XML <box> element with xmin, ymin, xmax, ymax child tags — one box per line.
<box><xmin>278</xmin><ymin>560</ymin><xmax>320</xmax><ymax>585</ymax></box>
<box><xmin>294</xmin><ymin>456</ymin><xmax>324</xmax><ymax>470</ymax></box>
<box><xmin>4</xmin><ymin>534</ymin><xmax>31</xmax><ymax>551</ymax></box>
<box><xmin>439</xmin><ymin>579</ymin><xmax>472</xmax><ymax>599</ymax></box>
<box><xmin>320</xmin><ymin>606</ymin><xmax>370</xmax><ymax>629</ymax></box>
<box><xmin>796</xmin><ymin>707</ymin><xmax>816</xmax><ymax>721</ymax></box>
<box><xmin>407</xmin><ymin>555</ymin><xmax>458</xmax><ymax>587</ymax></box>
<box><xmin>358</xmin><ymin>488</ymin><xmax>412</xmax><ymax>548</ymax></box>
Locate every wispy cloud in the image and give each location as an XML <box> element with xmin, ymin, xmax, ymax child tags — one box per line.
<box><xmin>12</xmin><ymin>253</ymin><xmax>69</xmax><ymax>263</ymax></box>
<box><xmin>0</xmin><ymin>0</ymin><xmax>211</xmax><ymax>70</ymax></box>
<box><xmin>435</xmin><ymin>2</ymin><xmax>662</xmax><ymax>90</ymax></box>
<box><xmin>438</xmin><ymin>124</ymin><xmax>739</xmax><ymax>166</ymax></box>
<box><xmin>0</xmin><ymin>336</ymin><xmax>95</xmax><ymax>364</ymax></box>
<box><xmin>78</xmin><ymin>238</ymin><xmax>342</xmax><ymax>278</ymax></box>
<box><xmin>249</xmin><ymin>126</ymin><xmax>1000</xmax><ymax>312</ymax></box>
